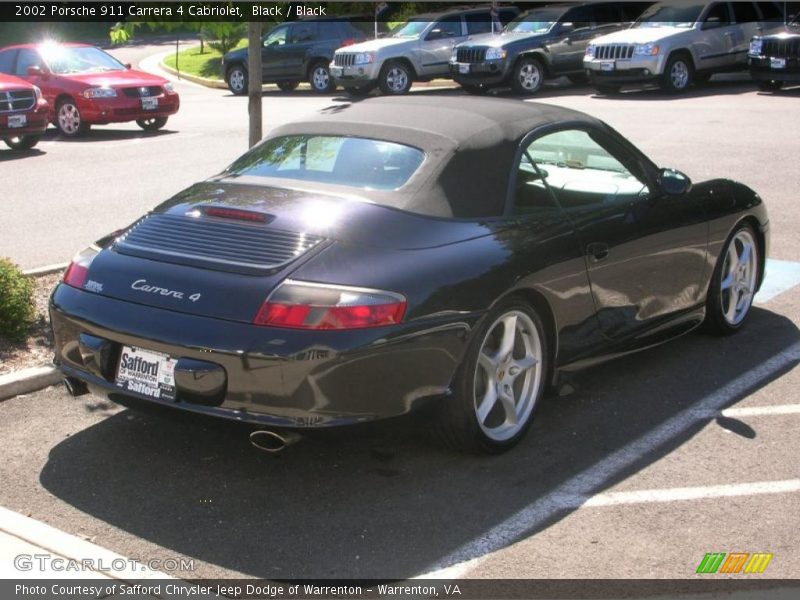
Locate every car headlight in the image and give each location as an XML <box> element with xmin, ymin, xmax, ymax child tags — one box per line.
<box><xmin>634</xmin><ymin>43</ymin><xmax>660</xmax><ymax>56</ymax></box>
<box><xmin>354</xmin><ymin>53</ymin><xmax>374</xmax><ymax>65</ymax></box>
<box><xmin>82</xmin><ymin>87</ymin><xmax>117</xmax><ymax>99</ymax></box>
<box><xmin>585</xmin><ymin>44</ymin><xmax>596</xmax><ymax>59</ymax></box>
<box><xmin>163</xmin><ymin>82</ymin><xmax>175</xmax><ymax>93</ymax></box>
<box><xmin>749</xmin><ymin>39</ymin><xmax>763</xmax><ymax>56</ymax></box>
<box><xmin>485</xmin><ymin>47</ymin><xmax>506</xmax><ymax>61</ymax></box>
<box><xmin>451</xmin><ymin>47</ymin><xmax>458</xmax><ymax>62</ymax></box>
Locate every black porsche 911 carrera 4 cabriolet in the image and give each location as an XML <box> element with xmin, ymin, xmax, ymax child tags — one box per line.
<box><xmin>51</xmin><ymin>96</ymin><xmax>768</xmax><ymax>454</ymax></box>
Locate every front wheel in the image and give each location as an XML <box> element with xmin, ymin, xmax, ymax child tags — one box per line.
<box><xmin>4</xmin><ymin>134</ymin><xmax>41</xmax><ymax>150</ymax></box>
<box><xmin>512</xmin><ymin>57</ymin><xmax>545</xmax><ymax>95</ymax></box>
<box><xmin>433</xmin><ymin>298</ymin><xmax>549</xmax><ymax>454</ymax></box>
<box><xmin>309</xmin><ymin>62</ymin><xmax>335</xmax><ymax>93</ymax></box>
<box><xmin>704</xmin><ymin>224</ymin><xmax>760</xmax><ymax>335</ymax></box>
<box><xmin>56</xmin><ymin>99</ymin><xmax>89</xmax><ymax>137</ymax></box>
<box><xmin>661</xmin><ymin>54</ymin><xmax>693</xmax><ymax>93</ymax></box>
<box><xmin>379</xmin><ymin>61</ymin><xmax>413</xmax><ymax>95</ymax></box>
<box><xmin>136</xmin><ymin>117</ymin><xmax>168</xmax><ymax>131</ymax></box>
<box><xmin>757</xmin><ymin>79</ymin><xmax>783</xmax><ymax>92</ymax></box>
<box><xmin>226</xmin><ymin>65</ymin><xmax>248</xmax><ymax>95</ymax></box>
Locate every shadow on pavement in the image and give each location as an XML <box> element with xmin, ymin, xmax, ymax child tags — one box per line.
<box><xmin>39</xmin><ymin>307</ymin><xmax>799</xmax><ymax>579</ymax></box>
<box><xmin>0</xmin><ymin>148</ymin><xmax>45</xmax><ymax>161</ymax></box>
<box><xmin>42</xmin><ymin>128</ymin><xmax>178</xmax><ymax>143</ymax></box>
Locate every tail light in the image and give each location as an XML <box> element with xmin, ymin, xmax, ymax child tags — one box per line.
<box><xmin>341</xmin><ymin>38</ymin><xmax>356</xmax><ymax>47</ymax></box>
<box><xmin>254</xmin><ymin>280</ymin><xmax>406</xmax><ymax>330</ymax></box>
<box><xmin>63</xmin><ymin>246</ymin><xmax>99</xmax><ymax>289</ymax></box>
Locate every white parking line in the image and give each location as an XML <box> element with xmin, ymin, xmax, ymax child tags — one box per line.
<box><xmin>582</xmin><ymin>479</ymin><xmax>800</xmax><ymax>507</ymax></box>
<box><xmin>418</xmin><ymin>341</ymin><xmax>800</xmax><ymax>579</ymax></box>
<box><xmin>721</xmin><ymin>404</ymin><xmax>800</xmax><ymax>417</ymax></box>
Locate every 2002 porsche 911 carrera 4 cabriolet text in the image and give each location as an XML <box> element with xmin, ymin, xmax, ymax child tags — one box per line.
<box><xmin>50</xmin><ymin>97</ymin><xmax>769</xmax><ymax>454</ymax></box>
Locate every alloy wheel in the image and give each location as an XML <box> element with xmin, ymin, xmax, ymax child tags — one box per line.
<box><xmin>229</xmin><ymin>69</ymin><xmax>245</xmax><ymax>93</ymax></box>
<box><xmin>385</xmin><ymin>67</ymin><xmax>408</xmax><ymax>93</ymax></box>
<box><xmin>311</xmin><ymin>66</ymin><xmax>330</xmax><ymax>91</ymax></box>
<box><xmin>58</xmin><ymin>103</ymin><xmax>81</xmax><ymax>135</ymax></box>
<box><xmin>670</xmin><ymin>60</ymin><xmax>689</xmax><ymax>90</ymax></box>
<box><xmin>517</xmin><ymin>62</ymin><xmax>542</xmax><ymax>91</ymax></box>
<box><xmin>473</xmin><ymin>310</ymin><xmax>543</xmax><ymax>442</ymax></box>
<box><xmin>720</xmin><ymin>229</ymin><xmax>758</xmax><ymax>326</ymax></box>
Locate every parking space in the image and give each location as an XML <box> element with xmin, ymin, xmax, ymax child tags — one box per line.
<box><xmin>1</xmin><ymin>43</ymin><xmax>798</xmax><ymax>584</ymax></box>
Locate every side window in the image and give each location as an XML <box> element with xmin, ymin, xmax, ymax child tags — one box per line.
<box><xmin>263</xmin><ymin>26</ymin><xmax>289</xmax><ymax>47</ymax></box>
<box><xmin>428</xmin><ymin>16</ymin><xmax>463</xmax><ymax>40</ymax></box>
<box><xmin>733</xmin><ymin>1</ymin><xmax>759</xmax><ymax>23</ymax></box>
<box><xmin>755</xmin><ymin>1</ymin><xmax>783</xmax><ymax>21</ymax></box>
<box><xmin>291</xmin><ymin>23</ymin><xmax>316</xmax><ymax>44</ymax></box>
<box><xmin>521</xmin><ymin>129</ymin><xmax>649</xmax><ymax>211</ymax></box>
<box><xmin>466</xmin><ymin>12</ymin><xmax>493</xmax><ymax>35</ymax></box>
<box><xmin>0</xmin><ymin>49</ymin><xmax>16</xmax><ymax>74</ymax></box>
<box><xmin>562</xmin><ymin>6</ymin><xmax>593</xmax><ymax>30</ymax></box>
<box><xmin>15</xmin><ymin>49</ymin><xmax>42</xmax><ymax>76</ymax></box>
<box><xmin>704</xmin><ymin>3</ymin><xmax>732</xmax><ymax>25</ymax></box>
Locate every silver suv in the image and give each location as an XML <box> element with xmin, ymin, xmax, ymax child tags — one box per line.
<box><xmin>331</xmin><ymin>5</ymin><xmax>519</xmax><ymax>95</ymax></box>
<box><xmin>583</xmin><ymin>1</ymin><xmax>785</xmax><ymax>93</ymax></box>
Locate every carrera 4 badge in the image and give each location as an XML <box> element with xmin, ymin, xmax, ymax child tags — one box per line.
<box><xmin>131</xmin><ymin>279</ymin><xmax>201</xmax><ymax>302</ymax></box>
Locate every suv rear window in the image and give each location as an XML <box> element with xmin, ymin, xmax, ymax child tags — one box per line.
<box><xmin>226</xmin><ymin>136</ymin><xmax>425</xmax><ymax>191</ymax></box>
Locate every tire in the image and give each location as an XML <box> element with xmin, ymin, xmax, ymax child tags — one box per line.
<box><xmin>567</xmin><ymin>73</ymin><xmax>589</xmax><ymax>85</ymax></box>
<box><xmin>308</xmin><ymin>61</ymin><xmax>335</xmax><ymax>93</ymax></box>
<box><xmin>378</xmin><ymin>60</ymin><xmax>413</xmax><ymax>95</ymax></box>
<box><xmin>344</xmin><ymin>84</ymin><xmax>375</xmax><ymax>97</ymax></box>
<box><xmin>136</xmin><ymin>117</ymin><xmax>168</xmax><ymax>131</ymax></box>
<box><xmin>512</xmin><ymin>57</ymin><xmax>545</xmax><ymax>95</ymax></box>
<box><xmin>226</xmin><ymin>64</ymin><xmax>248</xmax><ymax>95</ymax></box>
<box><xmin>4</xmin><ymin>134</ymin><xmax>41</xmax><ymax>150</ymax></box>
<box><xmin>433</xmin><ymin>297</ymin><xmax>550</xmax><ymax>454</ymax></box>
<box><xmin>461</xmin><ymin>83</ymin><xmax>488</xmax><ymax>95</ymax></box>
<box><xmin>661</xmin><ymin>53</ymin><xmax>693</xmax><ymax>93</ymax></box>
<box><xmin>56</xmin><ymin>99</ymin><xmax>89</xmax><ymax>137</ymax></box>
<box><xmin>703</xmin><ymin>224</ymin><xmax>760</xmax><ymax>335</ymax></box>
<box><xmin>277</xmin><ymin>81</ymin><xmax>299</xmax><ymax>92</ymax></box>
<box><xmin>594</xmin><ymin>83</ymin><xmax>620</xmax><ymax>95</ymax></box>
<box><xmin>757</xmin><ymin>79</ymin><xmax>783</xmax><ymax>92</ymax></box>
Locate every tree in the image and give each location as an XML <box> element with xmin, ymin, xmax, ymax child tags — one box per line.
<box><xmin>247</xmin><ymin>22</ymin><xmax>262</xmax><ymax>148</ymax></box>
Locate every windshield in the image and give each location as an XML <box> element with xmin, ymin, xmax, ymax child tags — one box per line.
<box><xmin>225</xmin><ymin>135</ymin><xmax>425</xmax><ymax>191</ymax></box>
<box><xmin>505</xmin><ymin>9</ymin><xmax>562</xmax><ymax>33</ymax></box>
<box><xmin>39</xmin><ymin>45</ymin><xmax>125</xmax><ymax>74</ymax></box>
<box><xmin>634</xmin><ymin>3</ymin><xmax>705</xmax><ymax>28</ymax></box>
<box><xmin>391</xmin><ymin>20</ymin><xmax>431</xmax><ymax>38</ymax></box>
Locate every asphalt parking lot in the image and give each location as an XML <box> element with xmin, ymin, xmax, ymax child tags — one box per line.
<box><xmin>1</xmin><ymin>43</ymin><xmax>799</xmax><ymax>584</ymax></box>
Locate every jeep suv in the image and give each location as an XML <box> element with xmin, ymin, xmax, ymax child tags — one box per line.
<box><xmin>749</xmin><ymin>9</ymin><xmax>800</xmax><ymax>91</ymax></box>
<box><xmin>449</xmin><ymin>2</ymin><xmax>646</xmax><ymax>95</ymax></box>
<box><xmin>331</xmin><ymin>5</ymin><xmax>520</xmax><ymax>96</ymax></box>
<box><xmin>222</xmin><ymin>17</ymin><xmax>369</xmax><ymax>95</ymax></box>
<box><xmin>584</xmin><ymin>1</ymin><xmax>786</xmax><ymax>94</ymax></box>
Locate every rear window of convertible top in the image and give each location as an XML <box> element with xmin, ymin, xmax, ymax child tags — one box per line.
<box><xmin>225</xmin><ymin>135</ymin><xmax>425</xmax><ymax>191</ymax></box>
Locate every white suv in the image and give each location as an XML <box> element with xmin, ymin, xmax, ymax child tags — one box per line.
<box><xmin>583</xmin><ymin>1</ymin><xmax>785</xmax><ymax>93</ymax></box>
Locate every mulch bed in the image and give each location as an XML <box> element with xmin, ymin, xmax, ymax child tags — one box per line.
<box><xmin>0</xmin><ymin>273</ymin><xmax>61</xmax><ymax>376</ymax></box>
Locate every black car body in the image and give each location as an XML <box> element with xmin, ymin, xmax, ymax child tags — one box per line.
<box><xmin>51</xmin><ymin>97</ymin><xmax>769</xmax><ymax>453</ymax></box>
<box><xmin>749</xmin><ymin>13</ymin><xmax>800</xmax><ymax>89</ymax></box>
<box><xmin>222</xmin><ymin>16</ymin><xmax>369</xmax><ymax>94</ymax></box>
<box><xmin>450</xmin><ymin>2</ymin><xmax>648</xmax><ymax>93</ymax></box>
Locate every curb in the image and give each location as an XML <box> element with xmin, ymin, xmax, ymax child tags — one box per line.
<box><xmin>159</xmin><ymin>60</ymin><xmax>228</xmax><ymax>89</ymax></box>
<box><xmin>0</xmin><ymin>365</ymin><xmax>62</xmax><ymax>401</ymax></box>
<box><xmin>22</xmin><ymin>262</ymin><xmax>68</xmax><ymax>278</ymax></box>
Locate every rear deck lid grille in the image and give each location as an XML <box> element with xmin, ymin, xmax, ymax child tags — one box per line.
<box><xmin>113</xmin><ymin>213</ymin><xmax>324</xmax><ymax>274</ymax></box>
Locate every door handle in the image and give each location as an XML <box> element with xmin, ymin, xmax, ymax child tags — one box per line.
<box><xmin>586</xmin><ymin>242</ymin><xmax>609</xmax><ymax>261</ymax></box>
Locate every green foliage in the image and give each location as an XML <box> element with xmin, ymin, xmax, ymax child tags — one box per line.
<box><xmin>0</xmin><ymin>259</ymin><xmax>35</xmax><ymax>343</ymax></box>
<box><xmin>205</xmin><ymin>23</ymin><xmax>246</xmax><ymax>56</ymax></box>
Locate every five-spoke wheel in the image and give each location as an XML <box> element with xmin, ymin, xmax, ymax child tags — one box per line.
<box><xmin>56</xmin><ymin>99</ymin><xmax>89</xmax><ymax>137</ymax></box>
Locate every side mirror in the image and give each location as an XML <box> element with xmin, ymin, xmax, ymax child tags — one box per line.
<box><xmin>658</xmin><ymin>168</ymin><xmax>692</xmax><ymax>195</ymax></box>
<box><xmin>124</xmin><ymin>62</ymin><xmax>132</xmax><ymax>69</ymax></box>
<box><xmin>426</xmin><ymin>29</ymin><xmax>445</xmax><ymax>41</ymax></box>
<box><xmin>27</xmin><ymin>65</ymin><xmax>43</xmax><ymax>77</ymax></box>
<box><xmin>702</xmin><ymin>17</ymin><xmax>723</xmax><ymax>30</ymax></box>
<box><xmin>560</xmin><ymin>22</ymin><xmax>575</xmax><ymax>34</ymax></box>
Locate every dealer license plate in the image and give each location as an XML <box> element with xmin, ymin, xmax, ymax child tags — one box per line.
<box><xmin>116</xmin><ymin>346</ymin><xmax>176</xmax><ymax>400</ymax></box>
<box><xmin>141</xmin><ymin>97</ymin><xmax>159</xmax><ymax>110</ymax></box>
<box><xmin>459</xmin><ymin>63</ymin><xmax>470</xmax><ymax>74</ymax></box>
<box><xmin>331</xmin><ymin>66</ymin><xmax>343</xmax><ymax>77</ymax></box>
<box><xmin>600</xmin><ymin>61</ymin><xmax>615</xmax><ymax>72</ymax></box>
<box><xmin>7</xmin><ymin>114</ymin><xmax>27</xmax><ymax>128</ymax></box>
<box><xmin>771</xmin><ymin>57</ymin><xmax>786</xmax><ymax>69</ymax></box>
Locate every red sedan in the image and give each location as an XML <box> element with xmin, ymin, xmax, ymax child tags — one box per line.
<box><xmin>0</xmin><ymin>72</ymin><xmax>48</xmax><ymax>150</ymax></box>
<box><xmin>0</xmin><ymin>42</ymin><xmax>180</xmax><ymax>137</ymax></box>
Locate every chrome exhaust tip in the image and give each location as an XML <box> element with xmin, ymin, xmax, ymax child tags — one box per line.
<box><xmin>63</xmin><ymin>377</ymin><xmax>89</xmax><ymax>398</ymax></box>
<box><xmin>249</xmin><ymin>429</ymin><xmax>302</xmax><ymax>453</ymax></box>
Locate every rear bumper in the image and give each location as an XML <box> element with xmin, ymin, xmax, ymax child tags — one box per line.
<box><xmin>449</xmin><ymin>60</ymin><xmax>510</xmax><ymax>86</ymax></box>
<box><xmin>76</xmin><ymin>93</ymin><xmax>180</xmax><ymax>125</ymax></box>
<box><xmin>50</xmin><ymin>284</ymin><xmax>477</xmax><ymax>428</ymax></box>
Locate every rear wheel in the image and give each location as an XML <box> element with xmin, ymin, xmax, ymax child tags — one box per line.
<box><xmin>226</xmin><ymin>65</ymin><xmax>248</xmax><ymax>95</ymax></box>
<box><xmin>512</xmin><ymin>57</ymin><xmax>545</xmax><ymax>95</ymax></box>
<box><xmin>757</xmin><ymin>79</ymin><xmax>783</xmax><ymax>92</ymax></box>
<box><xmin>56</xmin><ymin>99</ymin><xmax>89</xmax><ymax>137</ymax></box>
<box><xmin>661</xmin><ymin>53</ymin><xmax>693</xmax><ymax>93</ymax></box>
<box><xmin>309</xmin><ymin>61</ymin><xmax>335</xmax><ymax>93</ymax></box>
<box><xmin>433</xmin><ymin>298</ymin><xmax>549</xmax><ymax>454</ymax></box>
<box><xmin>704</xmin><ymin>224</ymin><xmax>759</xmax><ymax>335</ymax></box>
<box><xmin>379</xmin><ymin>60</ymin><xmax>413</xmax><ymax>95</ymax></box>
<box><xmin>4</xmin><ymin>134</ymin><xmax>41</xmax><ymax>150</ymax></box>
<box><xmin>136</xmin><ymin>117</ymin><xmax>168</xmax><ymax>131</ymax></box>
<box><xmin>277</xmin><ymin>81</ymin><xmax>299</xmax><ymax>92</ymax></box>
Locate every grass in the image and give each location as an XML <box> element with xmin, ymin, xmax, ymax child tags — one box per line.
<box><xmin>163</xmin><ymin>39</ymin><xmax>247</xmax><ymax>81</ymax></box>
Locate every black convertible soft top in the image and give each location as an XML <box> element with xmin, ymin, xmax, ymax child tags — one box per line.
<box><xmin>223</xmin><ymin>97</ymin><xmax>600</xmax><ymax>219</ymax></box>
